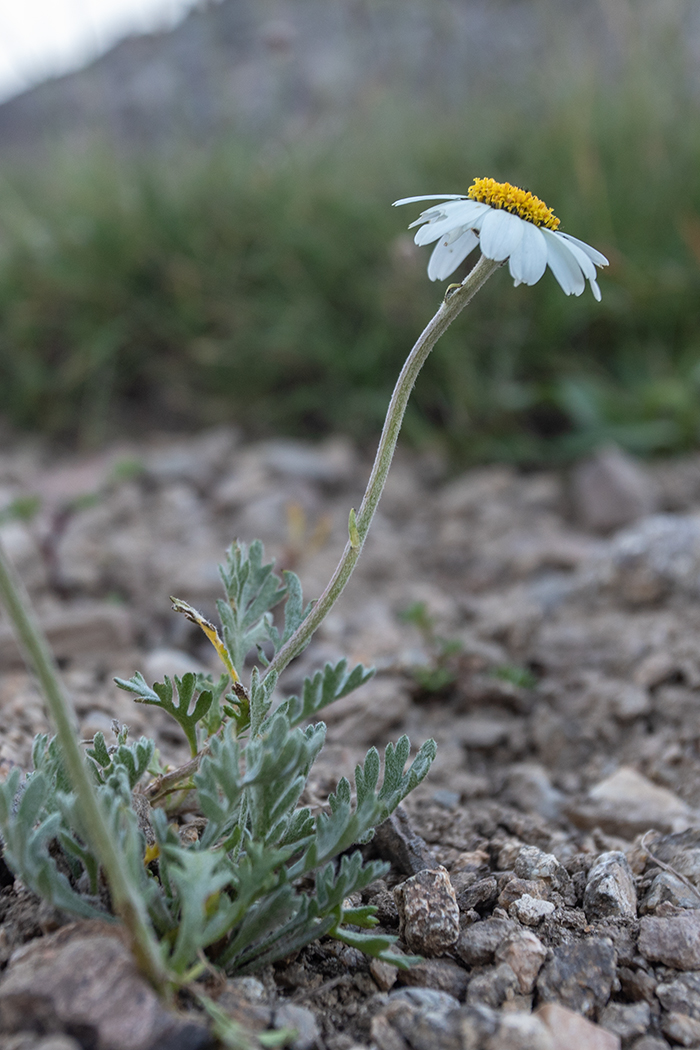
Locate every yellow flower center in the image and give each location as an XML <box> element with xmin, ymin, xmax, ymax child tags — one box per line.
<box><xmin>467</xmin><ymin>177</ymin><xmax>560</xmax><ymax>230</ymax></box>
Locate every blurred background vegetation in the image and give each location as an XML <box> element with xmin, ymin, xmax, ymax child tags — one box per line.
<box><xmin>0</xmin><ymin>0</ymin><xmax>699</xmax><ymax>463</ymax></box>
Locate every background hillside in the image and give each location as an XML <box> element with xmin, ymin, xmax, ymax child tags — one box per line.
<box><xmin>0</xmin><ymin>0</ymin><xmax>698</xmax><ymax>462</ymax></box>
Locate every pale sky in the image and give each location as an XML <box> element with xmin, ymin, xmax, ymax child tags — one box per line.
<box><xmin>0</xmin><ymin>0</ymin><xmax>203</xmax><ymax>103</ymax></box>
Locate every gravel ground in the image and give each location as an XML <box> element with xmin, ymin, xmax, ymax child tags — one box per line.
<box><xmin>1</xmin><ymin>428</ymin><xmax>700</xmax><ymax>1049</ymax></box>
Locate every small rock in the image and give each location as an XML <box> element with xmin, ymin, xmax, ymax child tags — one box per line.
<box><xmin>216</xmin><ymin>979</ymin><xmax>272</xmax><ymax>1032</ymax></box>
<box><xmin>388</xmin><ymin>987</ymin><xmax>461</xmax><ymax>1013</ymax></box>
<box><xmin>656</xmin><ymin>972</ymin><xmax>700</xmax><ymax>1019</ymax></box>
<box><xmin>394</xmin><ymin>867</ymin><xmax>460</xmax><ymax>956</ymax></box>
<box><xmin>583</xmin><ymin>851</ymin><xmax>637</xmax><ymax>920</ymax></box>
<box><xmin>536</xmin><ymin>938</ymin><xmax>617</xmax><ymax>1019</ymax></box>
<box><xmin>259</xmin><ymin>437</ymin><xmax>356</xmax><ymax>484</ymax></box>
<box><xmin>486</xmin><ymin>1012</ymin><xmax>554</xmax><ymax>1050</ymax></box>
<box><xmin>498</xmin><ymin>877</ymin><xmax>548</xmax><ymax>910</ymax></box>
<box><xmin>372</xmin><ymin>807</ymin><xmax>437</xmax><ymax>876</ymax></box>
<box><xmin>660</xmin><ymin>1011</ymin><xmax>700</xmax><ymax>1047</ymax></box>
<box><xmin>618</xmin><ymin>966</ymin><xmax>658</xmax><ymax>1003</ymax></box>
<box><xmin>513</xmin><ymin>846</ymin><xmax>570</xmax><ymax>896</ymax></box>
<box><xmin>457</xmin><ymin>876</ymin><xmax>499</xmax><ymax>914</ymax></box>
<box><xmin>370</xmin><ymin>957</ymin><xmax>399</xmax><ymax>992</ymax></box>
<box><xmin>509</xmin><ymin>894</ymin><xmax>555</xmax><ymax>926</ymax></box>
<box><xmin>456</xmin><ymin>716</ymin><xmax>512</xmax><ymax>749</ymax></box>
<box><xmin>0</xmin><ymin>602</ymin><xmax>134</xmax><ymax>670</ymax></box>
<box><xmin>570</xmin><ymin>446</ymin><xmax>656</xmax><ymax>533</ymax></box>
<box><xmin>640</xmin><ymin>870</ymin><xmax>700</xmax><ymax>913</ymax></box>
<box><xmin>273</xmin><ymin>1003</ymin><xmax>320</xmax><ymax>1050</ymax></box>
<box><xmin>0</xmin><ymin>922</ymin><xmax>211</xmax><ymax>1050</ymax></box>
<box><xmin>142</xmin><ymin>647</ymin><xmax>210</xmax><ymax>683</ymax></box>
<box><xmin>465</xmin><ymin>962</ymin><xmax>519</xmax><ymax>1008</ymax></box>
<box><xmin>536</xmin><ymin>1002</ymin><xmax>621</xmax><ymax>1050</ymax></box>
<box><xmin>370</xmin><ymin>1012</ymin><xmax>410</xmax><ymax>1050</ymax></box>
<box><xmin>373</xmin><ymin>988</ymin><xmax>468</xmax><ymax>1050</ymax></box>
<box><xmin>501</xmin><ymin>764</ymin><xmax>565</xmax><ymax>821</ymax></box>
<box><xmin>642</xmin><ymin>828</ymin><xmax>700</xmax><ymax>888</ymax></box>
<box><xmin>599</xmin><ymin>1002</ymin><xmax>651</xmax><ymax>1040</ymax></box>
<box><xmin>604</xmin><ymin>513</ymin><xmax>700</xmax><ymax>604</ymax></box>
<box><xmin>630</xmin><ymin>1039</ymin><xmax>671</xmax><ymax>1050</ymax></box>
<box><xmin>396</xmin><ymin>958</ymin><xmax>468</xmax><ymax>1000</ymax></box>
<box><xmin>494</xmin><ymin>929</ymin><xmax>547</xmax><ymax>993</ymax></box>
<box><xmin>454</xmin><ymin>918</ymin><xmax>518</xmax><ymax>967</ymax></box>
<box><xmin>638</xmin><ymin>912</ymin><xmax>700</xmax><ymax>969</ymax></box>
<box><xmin>568</xmin><ymin>766</ymin><xmax>694</xmax><ymax>838</ymax></box>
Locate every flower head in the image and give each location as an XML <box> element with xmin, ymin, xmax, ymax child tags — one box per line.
<box><xmin>393</xmin><ymin>177</ymin><xmax>608</xmax><ymax>300</ymax></box>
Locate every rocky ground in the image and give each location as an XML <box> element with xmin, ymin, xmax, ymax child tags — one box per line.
<box><xmin>1</xmin><ymin>428</ymin><xmax>700</xmax><ymax>1050</ymax></box>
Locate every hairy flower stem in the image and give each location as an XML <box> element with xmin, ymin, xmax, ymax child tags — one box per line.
<box><xmin>265</xmin><ymin>253</ymin><xmax>500</xmax><ymax>681</ymax></box>
<box><xmin>0</xmin><ymin>540</ymin><xmax>171</xmax><ymax>994</ymax></box>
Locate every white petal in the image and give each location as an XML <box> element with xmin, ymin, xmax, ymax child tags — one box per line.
<box><xmin>507</xmin><ymin>222</ymin><xmax>548</xmax><ymax>286</ymax></box>
<box><xmin>557</xmin><ymin>231</ymin><xmax>609</xmax><ymax>268</ymax></box>
<box><xmin>427</xmin><ymin>228</ymin><xmax>479</xmax><ymax>281</ymax></box>
<box><xmin>413</xmin><ymin>201</ymin><xmax>490</xmax><ymax>246</ymax></box>
<box><xmin>479</xmin><ymin>209</ymin><xmax>524</xmax><ymax>262</ymax></box>
<box><xmin>541</xmin><ymin>228</ymin><xmax>585</xmax><ymax>296</ymax></box>
<box><xmin>552</xmin><ymin>233</ymin><xmax>605</xmax><ymax>299</ymax></box>
<box><xmin>392</xmin><ymin>194</ymin><xmax>467</xmax><ymax>207</ymax></box>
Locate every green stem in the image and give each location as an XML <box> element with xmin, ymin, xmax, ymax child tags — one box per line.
<box><xmin>264</xmin><ymin>254</ymin><xmax>500</xmax><ymax>681</ymax></box>
<box><xmin>0</xmin><ymin>540</ymin><xmax>171</xmax><ymax>994</ymax></box>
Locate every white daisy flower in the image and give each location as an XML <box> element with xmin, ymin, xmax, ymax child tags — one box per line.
<box><xmin>393</xmin><ymin>177</ymin><xmax>609</xmax><ymax>301</ymax></box>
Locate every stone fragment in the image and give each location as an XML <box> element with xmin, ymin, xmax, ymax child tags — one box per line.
<box><xmin>536</xmin><ymin>1002</ymin><xmax>621</xmax><ymax>1050</ymax></box>
<box><xmin>370</xmin><ymin>1013</ymin><xmax>410</xmax><ymax>1050</ymax></box>
<box><xmin>599</xmin><ymin>1002</ymin><xmax>651</xmax><ymax>1040</ymax></box>
<box><xmin>514</xmin><ymin>846</ymin><xmax>563</xmax><ymax>884</ymax></box>
<box><xmin>143</xmin><ymin>647</ymin><xmax>210</xmax><ymax>683</ymax></box>
<box><xmin>630</xmin><ymin>1040</ymin><xmax>670</xmax><ymax>1050</ymax></box>
<box><xmin>583</xmin><ymin>851</ymin><xmax>637</xmax><ymax>920</ymax></box>
<box><xmin>216</xmin><ymin>978</ymin><xmax>272</xmax><ymax>1032</ymax></box>
<box><xmin>272</xmin><ymin>1003</ymin><xmax>320</xmax><ymax>1050</ymax></box>
<box><xmin>485</xmin><ymin>1012</ymin><xmax>554</xmax><ymax>1050</ymax></box>
<box><xmin>394</xmin><ymin>867</ymin><xmax>460</xmax><ymax>956</ymax></box>
<box><xmin>618</xmin><ymin>966</ymin><xmax>658</xmax><ymax>1003</ymax></box>
<box><xmin>661</xmin><ymin>1011</ymin><xmax>700</xmax><ymax>1047</ymax></box>
<box><xmin>495</xmin><ymin>928</ymin><xmax>547</xmax><ymax>993</ymax></box>
<box><xmin>1</xmin><ymin>1037</ymin><xmax>82</xmax><ymax>1050</ymax></box>
<box><xmin>0</xmin><ymin>602</ymin><xmax>134</xmax><ymax>670</ymax></box>
<box><xmin>372</xmin><ymin>807</ymin><xmax>437</xmax><ymax>876</ymax></box>
<box><xmin>640</xmin><ymin>871</ymin><xmax>700</xmax><ymax>913</ymax></box>
<box><xmin>638</xmin><ymin>912</ymin><xmax>700</xmax><ymax>969</ymax></box>
<box><xmin>0</xmin><ymin>922</ymin><xmax>211</xmax><ymax>1050</ymax></box>
<box><xmin>509</xmin><ymin>894</ymin><xmax>555</xmax><ymax>926</ymax></box>
<box><xmin>457</xmin><ymin>876</ymin><xmax>498</xmax><ymax>913</ymax></box>
<box><xmin>465</xmin><ymin>962</ymin><xmax>519</xmax><ymax>1008</ymax></box>
<box><xmin>259</xmin><ymin>436</ymin><xmax>356</xmax><ymax>484</ymax></box>
<box><xmin>396</xmin><ymin>958</ymin><xmax>468</xmax><ymax>1000</ymax></box>
<box><xmin>570</xmin><ymin>446</ymin><xmax>656</xmax><ymax>533</ymax></box>
<box><xmin>498</xmin><ymin>876</ymin><xmax>548</xmax><ymax>909</ymax></box>
<box><xmin>501</xmin><ymin>763</ymin><xmax>565</xmax><ymax>821</ymax></box>
<box><xmin>655</xmin><ymin>972</ymin><xmax>700</xmax><ymax>1018</ymax></box>
<box><xmin>324</xmin><ymin>677</ymin><xmax>412</xmax><ymax>746</ymax></box>
<box><xmin>455</xmin><ymin>715</ymin><xmax>515</xmax><ymax>750</ymax></box>
<box><xmin>536</xmin><ymin>938</ymin><xmax>617</xmax><ymax>1019</ymax></box>
<box><xmin>513</xmin><ymin>845</ymin><xmax>573</xmax><ymax>900</ymax></box>
<box><xmin>370</xmin><ymin>957</ymin><xmax>399</xmax><ymax>992</ymax></box>
<box><xmin>642</xmin><ymin>828</ymin><xmax>700</xmax><ymax>888</ymax></box>
<box><xmin>454</xmin><ymin>918</ymin><xmax>517</xmax><ymax>967</ymax></box>
<box><xmin>388</xmin><ymin>987</ymin><xmax>461</xmax><ymax>1013</ymax></box>
<box><xmin>567</xmin><ymin>767</ymin><xmax>694</xmax><ymax>838</ymax></box>
<box><xmin>605</xmin><ymin>513</ymin><xmax>700</xmax><ymax>604</ymax></box>
<box><xmin>373</xmin><ymin>988</ymin><xmax>469</xmax><ymax>1050</ymax></box>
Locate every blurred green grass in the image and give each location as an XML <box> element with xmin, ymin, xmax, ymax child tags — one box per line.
<box><xmin>0</xmin><ymin>17</ymin><xmax>699</xmax><ymax>463</ymax></box>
